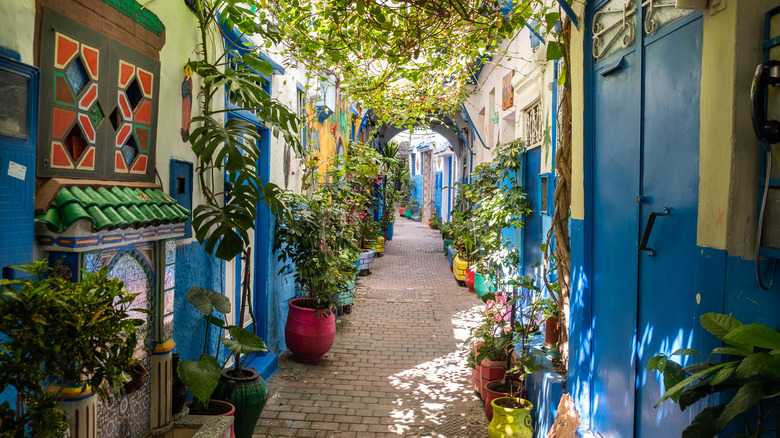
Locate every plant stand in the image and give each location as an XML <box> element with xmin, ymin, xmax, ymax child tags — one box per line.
<box><xmin>358</xmin><ymin>249</ymin><xmax>374</xmax><ymax>276</ymax></box>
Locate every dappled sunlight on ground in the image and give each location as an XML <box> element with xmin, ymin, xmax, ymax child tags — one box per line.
<box><xmin>257</xmin><ymin>217</ymin><xmax>490</xmax><ymax>437</ymax></box>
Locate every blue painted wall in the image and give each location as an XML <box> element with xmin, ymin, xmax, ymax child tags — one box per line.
<box><xmin>173</xmin><ymin>242</ymin><xmax>228</xmax><ymax>363</ymax></box>
<box><xmin>434</xmin><ymin>171</ymin><xmax>443</xmax><ymax>219</ymax></box>
<box><xmin>412</xmin><ymin>174</ymin><xmax>424</xmax><ymax>213</ymax></box>
<box><xmin>267</xmin><ymin>248</ymin><xmax>298</xmax><ymax>354</ymax></box>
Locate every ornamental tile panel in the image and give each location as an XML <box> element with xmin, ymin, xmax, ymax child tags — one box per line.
<box><xmin>54</xmin><ymin>33</ymin><xmax>79</xmax><ymax>69</ymax></box>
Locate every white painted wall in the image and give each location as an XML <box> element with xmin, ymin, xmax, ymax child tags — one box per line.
<box><xmin>0</xmin><ymin>2</ymin><xmax>36</xmax><ymax>65</ymax></box>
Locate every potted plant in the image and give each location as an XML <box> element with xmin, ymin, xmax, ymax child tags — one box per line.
<box><xmin>649</xmin><ymin>312</ymin><xmax>780</xmax><ymax>437</ymax></box>
<box><xmin>488</xmin><ymin>396</ymin><xmax>534</xmax><ymax>438</ymax></box>
<box><xmin>274</xmin><ymin>189</ymin><xmax>358</xmax><ymax>362</ymax></box>
<box><xmin>0</xmin><ymin>259</ymin><xmax>144</xmax><ymax>436</ymax></box>
<box><xmin>177</xmin><ymin>286</ymin><xmax>269</xmax><ymax>437</ymax></box>
<box><xmin>184</xmin><ymin>1</ymin><xmax>304</xmax><ymax>434</ymax></box>
<box><xmin>467</xmin><ymin>303</ymin><xmax>515</xmax><ymax>400</ymax></box>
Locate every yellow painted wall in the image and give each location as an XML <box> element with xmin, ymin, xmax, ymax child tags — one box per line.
<box><xmin>697</xmin><ymin>5</ymin><xmax>737</xmax><ymax>251</ymax></box>
<box><xmin>570</xmin><ymin>3</ymin><xmax>586</xmax><ymax>221</ymax></box>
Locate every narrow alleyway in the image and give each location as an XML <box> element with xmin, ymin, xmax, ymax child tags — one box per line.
<box><xmin>255</xmin><ymin>216</ymin><xmax>489</xmax><ymax>437</ymax></box>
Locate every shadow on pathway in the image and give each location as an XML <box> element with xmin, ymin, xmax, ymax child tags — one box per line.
<box><xmin>255</xmin><ymin>216</ymin><xmax>488</xmax><ymax>437</ymax></box>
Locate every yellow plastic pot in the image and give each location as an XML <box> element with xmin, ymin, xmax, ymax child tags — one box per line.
<box><xmin>453</xmin><ymin>254</ymin><xmax>467</xmax><ymax>281</ymax></box>
<box><xmin>488</xmin><ymin>397</ymin><xmax>533</xmax><ymax>438</ymax></box>
<box><xmin>375</xmin><ymin>236</ymin><xmax>385</xmax><ymax>253</ymax></box>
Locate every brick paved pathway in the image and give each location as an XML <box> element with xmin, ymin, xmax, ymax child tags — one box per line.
<box><xmin>254</xmin><ymin>216</ymin><xmax>489</xmax><ymax>437</ymax></box>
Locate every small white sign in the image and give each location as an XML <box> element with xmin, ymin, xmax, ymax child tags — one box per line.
<box><xmin>7</xmin><ymin>161</ymin><xmax>26</xmax><ymax>181</ymax></box>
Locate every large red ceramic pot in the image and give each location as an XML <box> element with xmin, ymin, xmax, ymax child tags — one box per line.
<box><xmin>285</xmin><ymin>298</ymin><xmax>336</xmax><ymax>363</ymax></box>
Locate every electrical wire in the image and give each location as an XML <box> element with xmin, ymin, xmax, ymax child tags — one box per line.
<box><xmin>755</xmin><ymin>149</ymin><xmax>778</xmax><ymax>290</ymax></box>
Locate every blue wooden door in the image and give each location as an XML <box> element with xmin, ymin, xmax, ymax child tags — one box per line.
<box><xmin>589</xmin><ymin>2</ymin><xmax>702</xmax><ymax>436</ymax></box>
<box><xmin>635</xmin><ymin>14</ymin><xmax>703</xmax><ymax>437</ymax></box>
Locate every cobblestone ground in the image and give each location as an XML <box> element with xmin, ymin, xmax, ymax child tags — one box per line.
<box><xmin>254</xmin><ymin>215</ymin><xmax>489</xmax><ymax>437</ymax></box>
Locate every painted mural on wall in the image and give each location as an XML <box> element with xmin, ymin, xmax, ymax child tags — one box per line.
<box><xmin>307</xmin><ymin>92</ymin><xmax>356</xmax><ymax>174</ymax></box>
<box><xmin>502</xmin><ymin>71</ymin><xmax>514</xmax><ymax>110</ymax></box>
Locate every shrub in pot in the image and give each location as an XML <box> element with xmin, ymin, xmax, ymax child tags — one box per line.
<box><xmin>275</xmin><ymin>190</ymin><xmax>358</xmax><ymax>363</ymax></box>
<box><xmin>0</xmin><ymin>259</ymin><xmax>144</xmax><ymax>436</ymax></box>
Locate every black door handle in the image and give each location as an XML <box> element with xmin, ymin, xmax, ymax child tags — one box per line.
<box><xmin>639</xmin><ymin>207</ymin><xmax>671</xmax><ymax>256</ymax></box>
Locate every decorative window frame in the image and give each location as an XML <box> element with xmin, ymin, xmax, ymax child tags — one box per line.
<box><xmin>523</xmin><ymin>99</ymin><xmax>543</xmax><ymax>148</ymax></box>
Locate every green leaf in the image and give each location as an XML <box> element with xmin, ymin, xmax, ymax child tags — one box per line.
<box><xmin>724</xmin><ymin>323</ymin><xmax>780</xmax><ymax>350</ymax></box>
<box><xmin>717</xmin><ymin>381</ymin><xmax>766</xmax><ymax>431</ymax></box>
<box><xmin>187</xmin><ymin>287</ymin><xmax>231</xmax><ymax>316</ymax></box>
<box><xmin>647</xmin><ymin>354</ymin><xmax>667</xmax><ymax>372</ymax></box>
<box><xmin>177</xmin><ymin>354</ymin><xmax>221</xmax><ymax>406</ymax></box>
<box><xmin>700</xmin><ymin>312</ymin><xmax>743</xmax><ymax>343</ymax></box>
<box><xmin>546</xmin><ymin>41</ymin><xmax>563</xmax><ymax>60</ymax></box>
<box><xmin>221</xmin><ymin>326</ymin><xmax>268</xmax><ymax>354</ymax></box>
<box><xmin>544</xmin><ymin>12</ymin><xmax>560</xmax><ymax>34</ymax></box>
<box><xmin>708</xmin><ymin>362</ymin><xmax>736</xmax><ymax>385</ymax></box>
<box><xmin>681</xmin><ymin>405</ymin><xmax>725</xmax><ymax>438</ymax></box>
<box><xmin>711</xmin><ymin>346</ymin><xmax>751</xmax><ymax>357</ymax></box>
<box><xmin>670</xmin><ymin>348</ymin><xmax>698</xmax><ymax>357</ymax></box>
<box><xmin>734</xmin><ymin>352</ymin><xmax>780</xmax><ymax>379</ymax></box>
<box><xmin>678</xmin><ymin>380</ymin><xmax>715</xmax><ymax>411</ymax></box>
<box><xmin>655</xmin><ymin>363</ymin><xmax>727</xmax><ymax>408</ymax></box>
<box><xmin>662</xmin><ymin>360</ymin><xmax>687</xmax><ymax>402</ymax></box>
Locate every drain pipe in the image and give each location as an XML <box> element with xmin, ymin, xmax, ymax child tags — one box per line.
<box><xmin>461</xmin><ymin>104</ymin><xmax>489</xmax><ymax>150</ymax></box>
<box><xmin>455</xmin><ymin>121</ymin><xmax>475</xmax><ymax>184</ymax></box>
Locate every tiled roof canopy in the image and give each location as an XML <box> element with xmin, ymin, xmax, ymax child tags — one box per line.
<box><xmin>36</xmin><ymin>186</ymin><xmax>190</xmax><ymax>233</ymax></box>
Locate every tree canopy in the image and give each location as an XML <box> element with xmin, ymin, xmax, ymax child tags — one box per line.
<box><xmin>269</xmin><ymin>0</ymin><xmax>564</xmax><ymax>126</ymax></box>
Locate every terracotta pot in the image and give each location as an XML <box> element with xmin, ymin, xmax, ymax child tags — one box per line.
<box><xmin>123</xmin><ymin>363</ymin><xmax>148</xmax><ymax>394</ymax></box>
<box><xmin>545</xmin><ymin>317</ymin><xmax>560</xmax><ymax>346</ymax></box>
<box><xmin>472</xmin><ymin>343</ymin><xmax>510</xmax><ymax>400</ymax></box>
<box><xmin>185</xmin><ymin>399</ymin><xmax>236</xmax><ymax>438</ymax></box>
<box><xmin>465</xmin><ymin>267</ymin><xmax>476</xmax><ymax>293</ymax></box>
<box><xmin>484</xmin><ymin>380</ymin><xmax>524</xmax><ymax>421</ymax></box>
<box><xmin>285</xmin><ymin>298</ymin><xmax>336</xmax><ymax>363</ymax></box>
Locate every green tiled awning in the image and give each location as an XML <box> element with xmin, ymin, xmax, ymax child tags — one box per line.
<box><xmin>35</xmin><ymin>186</ymin><xmax>191</xmax><ymax>233</ymax></box>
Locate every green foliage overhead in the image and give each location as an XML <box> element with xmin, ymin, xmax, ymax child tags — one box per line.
<box><xmin>189</xmin><ymin>0</ymin><xmax>303</xmax><ymax>261</ymax></box>
<box><xmin>271</xmin><ymin>0</ymin><xmax>563</xmax><ymax>127</ymax></box>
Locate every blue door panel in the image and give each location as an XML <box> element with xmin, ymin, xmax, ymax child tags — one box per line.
<box><xmin>592</xmin><ymin>48</ymin><xmax>641</xmax><ymax>438</ymax></box>
<box><xmin>636</xmin><ymin>17</ymin><xmax>703</xmax><ymax>437</ymax></box>
<box><xmin>523</xmin><ymin>147</ymin><xmax>542</xmax><ymax>278</ymax></box>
